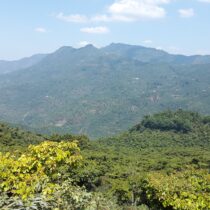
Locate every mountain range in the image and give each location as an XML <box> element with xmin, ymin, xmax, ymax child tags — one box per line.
<box><xmin>0</xmin><ymin>43</ymin><xmax>210</xmax><ymax>138</ymax></box>
<box><xmin>0</xmin><ymin>54</ymin><xmax>46</xmax><ymax>75</ymax></box>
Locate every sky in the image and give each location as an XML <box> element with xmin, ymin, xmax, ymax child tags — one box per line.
<box><xmin>0</xmin><ymin>0</ymin><xmax>210</xmax><ymax>60</ymax></box>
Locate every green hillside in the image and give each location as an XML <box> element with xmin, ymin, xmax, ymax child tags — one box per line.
<box><xmin>0</xmin><ymin>110</ymin><xmax>209</xmax><ymax>209</ymax></box>
<box><xmin>0</xmin><ymin>44</ymin><xmax>210</xmax><ymax>138</ymax></box>
<box><xmin>0</xmin><ymin>122</ymin><xmax>46</xmax><ymax>152</ymax></box>
<box><xmin>75</xmin><ymin>110</ymin><xmax>210</xmax><ymax>209</ymax></box>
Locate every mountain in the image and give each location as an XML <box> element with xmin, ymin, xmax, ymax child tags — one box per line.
<box><xmin>0</xmin><ymin>54</ymin><xmax>46</xmax><ymax>74</ymax></box>
<box><xmin>103</xmin><ymin>43</ymin><xmax>210</xmax><ymax>64</ymax></box>
<box><xmin>0</xmin><ymin>43</ymin><xmax>210</xmax><ymax>138</ymax></box>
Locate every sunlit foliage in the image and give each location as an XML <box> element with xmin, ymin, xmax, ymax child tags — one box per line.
<box><xmin>0</xmin><ymin>141</ymin><xmax>82</xmax><ymax>200</ymax></box>
<box><xmin>0</xmin><ymin>110</ymin><xmax>210</xmax><ymax>209</ymax></box>
<box><xmin>144</xmin><ymin>168</ymin><xmax>210</xmax><ymax>210</ymax></box>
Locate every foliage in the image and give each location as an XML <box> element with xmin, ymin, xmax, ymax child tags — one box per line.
<box><xmin>131</xmin><ymin>110</ymin><xmax>202</xmax><ymax>133</ymax></box>
<box><xmin>0</xmin><ymin>140</ymin><xmax>119</xmax><ymax>210</ymax></box>
<box><xmin>50</xmin><ymin>133</ymin><xmax>90</xmax><ymax>149</ymax></box>
<box><xmin>0</xmin><ymin>141</ymin><xmax>82</xmax><ymax>200</ymax></box>
<box><xmin>49</xmin><ymin>180</ymin><xmax>119</xmax><ymax>210</ymax></box>
<box><xmin>0</xmin><ymin>193</ymin><xmax>49</xmax><ymax>210</ymax></box>
<box><xmin>0</xmin><ymin>110</ymin><xmax>210</xmax><ymax>209</ymax></box>
<box><xmin>144</xmin><ymin>168</ymin><xmax>210</xmax><ymax>210</ymax></box>
<box><xmin>76</xmin><ymin>110</ymin><xmax>210</xmax><ymax>208</ymax></box>
<box><xmin>0</xmin><ymin>181</ymin><xmax>119</xmax><ymax>210</ymax></box>
<box><xmin>0</xmin><ymin>122</ymin><xmax>45</xmax><ymax>152</ymax></box>
<box><xmin>203</xmin><ymin>116</ymin><xmax>210</xmax><ymax>124</ymax></box>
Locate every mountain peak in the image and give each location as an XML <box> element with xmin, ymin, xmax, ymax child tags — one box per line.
<box><xmin>107</xmin><ymin>43</ymin><xmax>146</xmax><ymax>49</ymax></box>
<box><xmin>52</xmin><ymin>46</ymin><xmax>76</xmax><ymax>57</ymax></box>
<box><xmin>56</xmin><ymin>46</ymin><xmax>75</xmax><ymax>52</ymax></box>
<box><xmin>79</xmin><ymin>44</ymin><xmax>97</xmax><ymax>50</ymax></box>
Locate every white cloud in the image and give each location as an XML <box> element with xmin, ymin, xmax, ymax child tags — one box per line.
<box><xmin>91</xmin><ymin>14</ymin><xmax>135</xmax><ymax>22</ymax></box>
<box><xmin>178</xmin><ymin>8</ymin><xmax>194</xmax><ymax>18</ymax></box>
<box><xmin>195</xmin><ymin>49</ymin><xmax>210</xmax><ymax>55</ymax></box>
<box><xmin>80</xmin><ymin>26</ymin><xmax>109</xmax><ymax>34</ymax></box>
<box><xmin>156</xmin><ymin>46</ymin><xmax>163</xmax><ymax>50</ymax></box>
<box><xmin>56</xmin><ymin>13</ymin><xmax>88</xmax><ymax>23</ymax></box>
<box><xmin>56</xmin><ymin>0</ymin><xmax>171</xmax><ymax>24</ymax></box>
<box><xmin>90</xmin><ymin>15</ymin><xmax>111</xmax><ymax>22</ymax></box>
<box><xmin>77</xmin><ymin>41</ymin><xmax>91</xmax><ymax>47</ymax></box>
<box><xmin>167</xmin><ymin>46</ymin><xmax>182</xmax><ymax>54</ymax></box>
<box><xmin>198</xmin><ymin>0</ymin><xmax>210</xmax><ymax>3</ymax></box>
<box><xmin>143</xmin><ymin>39</ymin><xmax>153</xmax><ymax>44</ymax></box>
<box><xmin>108</xmin><ymin>0</ymin><xmax>170</xmax><ymax>20</ymax></box>
<box><xmin>56</xmin><ymin>13</ymin><xmax>134</xmax><ymax>24</ymax></box>
<box><xmin>35</xmin><ymin>27</ymin><xmax>47</xmax><ymax>33</ymax></box>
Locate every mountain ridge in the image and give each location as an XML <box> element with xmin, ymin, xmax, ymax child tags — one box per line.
<box><xmin>0</xmin><ymin>54</ymin><xmax>47</xmax><ymax>75</ymax></box>
<box><xmin>1</xmin><ymin>43</ymin><xmax>210</xmax><ymax>69</ymax></box>
<box><xmin>0</xmin><ymin>43</ymin><xmax>210</xmax><ymax>138</ymax></box>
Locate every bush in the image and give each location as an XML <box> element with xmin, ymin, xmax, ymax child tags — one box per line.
<box><xmin>0</xmin><ymin>141</ymin><xmax>82</xmax><ymax>200</ymax></box>
<box><xmin>131</xmin><ymin>110</ymin><xmax>202</xmax><ymax>133</ymax></box>
<box><xmin>143</xmin><ymin>168</ymin><xmax>210</xmax><ymax>210</ymax></box>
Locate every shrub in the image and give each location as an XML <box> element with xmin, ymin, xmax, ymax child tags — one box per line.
<box><xmin>0</xmin><ymin>141</ymin><xmax>82</xmax><ymax>200</ymax></box>
<box><xmin>143</xmin><ymin>168</ymin><xmax>210</xmax><ymax>210</ymax></box>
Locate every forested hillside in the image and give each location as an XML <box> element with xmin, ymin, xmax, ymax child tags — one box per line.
<box><xmin>0</xmin><ymin>54</ymin><xmax>46</xmax><ymax>75</ymax></box>
<box><xmin>0</xmin><ymin>122</ymin><xmax>45</xmax><ymax>152</ymax></box>
<box><xmin>0</xmin><ymin>44</ymin><xmax>210</xmax><ymax>138</ymax></box>
<box><xmin>0</xmin><ymin>110</ymin><xmax>209</xmax><ymax>209</ymax></box>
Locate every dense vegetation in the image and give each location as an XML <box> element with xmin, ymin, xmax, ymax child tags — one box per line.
<box><xmin>1</xmin><ymin>44</ymin><xmax>210</xmax><ymax>138</ymax></box>
<box><xmin>132</xmin><ymin>110</ymin><xmax>201</xmax><ymax>132</ymax></box>
<box><xmin>0</xmin><ymin>122</ymin><xmax>45</xmax><ymax>152</ymax></box>
<box><xmin>0</xmin><ymin>110</ymin><xmax>209</xmax><ymax>209</ymax></box>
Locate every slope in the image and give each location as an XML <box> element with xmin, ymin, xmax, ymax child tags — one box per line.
<box><xmin>0</xmin><ymin>54</ymin><xmax>46</xmax><ymax>74</ymax></box>
<box><xmin>0</xmin><ymin>44</ymin><xmax>210</xmax><ymax>137</ymax></box>
<box><xmin>0</xmin><ymin>121</ymin><xmax>45</xmax><ymax>152</ymax></box>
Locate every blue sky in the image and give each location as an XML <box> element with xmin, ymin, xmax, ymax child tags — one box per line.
<box><xmin>0</xmin><ymin>0</ymin><xmax>210</xmax><ymax>60</ymax></box>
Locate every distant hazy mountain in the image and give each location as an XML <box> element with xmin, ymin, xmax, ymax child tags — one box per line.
<box><xmin>0</xmin><ymin>43</ymin><xmax>210</xmax><ymax>138</ymax></box>
<box><xmin>103</xmin><ymin>43</ymin><xmax>210</xmax><ymax>64</ymax></box>
<box><xmin>0</xmin><ymin>54</ymin><xmax>46</xmax><ymax>74</ymax></box>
